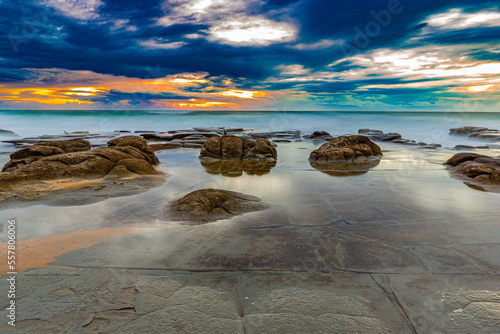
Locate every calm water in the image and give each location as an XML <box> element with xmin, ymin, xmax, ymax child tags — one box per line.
<box><xmin>0</xmin><ymin>110</ymin><xmax>500</xmax><ymax>277</ymax></box>
<box><xmin>1</xmin><ymin>110</ymin><xmax>500</xmax><ymax>147</ymax></box>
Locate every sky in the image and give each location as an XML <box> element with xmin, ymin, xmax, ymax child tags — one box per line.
<box><xmin>0</xmin><ymin>0</ymin><xmax>499</xmax><ymax>111</ymax></box>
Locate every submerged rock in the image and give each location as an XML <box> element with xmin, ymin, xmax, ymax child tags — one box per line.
<box><xmin>445</xmin><ymin>152</ymin><xmax>500</xmax><ymax>192</ymax></box>
<box><xmin>309</xmin><ymin>135</ymin><xmax>382</xmax><ymax>163</ymax></box>
<box><xmin>199</xmin><ymin>135</ymin><xmax>277</xmax><ymax>161</ymax></box>
<box><xmin>358</xmin><ymin>129</ymin><xmax>402</xmax><ymax>142</ymax></box>
<box><xmin>449</xmin><ymin>126</ymin><xmax>496</xmax><ymax>135</ymax></box>
<box><xmin>166</xmin><ymin>189</ymin><xmax>271</xmax><ymax>221</ymax></box>
<box><xmin>303</xmin><ymin>131</ymin><xmax>334</xmax><ymax>140</ymax></box>
<box><xmin>0</xmin><ymin>129</ymin><xmax>19</xmax><ymax>137</ymax></box>
<box><xmin>0</xmin><ymin>136</ymin><xmax>164</xmax><ymax>203</ymax></box>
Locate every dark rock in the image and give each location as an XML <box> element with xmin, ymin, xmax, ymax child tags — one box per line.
<box><xmin>309</xmin><ymin>160</ymin><xmax>380</xmax><ymax>176</ymax></box>
<box><xmin>166</xmin><ymin>189</ymin><xmax>271</xmax><ymax>222</ymax></box>
<box><xmin>370</xmin><ymin>133</ymin><xmax>402</xmax><ymax>141</ymax></box>
<box><xmin>0</xmin><ymin>129</ymin><xmax>19</xmax><ymax>137</ymax></box>
<box><xmin>469</xmin><ymin>132</ymin><xmax>500</xmax><ymax>140</ymax></box>
<box><xmin>455</xmin><ymin>145</ymin><xmax>489</xmax><ymax>150</ymax></box>
<box><xmin>199</xmin><ymin>135</ymin><xmax>277</xmax><ymax>161</ymax></box>
<box><xmin>303</xmin><ymin>131</ymin><xmax>333</xmax><ymax>140</ymax></box>
<box><xmin>358</xmin><ymin>129</ymin><xmax>402</xmax><ymax>142</ymax></box>
<box><xmin>309</xmin><ymin>135</ymin><xmax>382</xmax><ymax>163</ymax></box>
<box><xmin>140</xmin><ymin>133</ymin><xmax>173</xmax><ymax>140</ymax></box>
<box><xmin>445</xmin><ymin>152</ymin><xmax>500</xmax><ymax>192</ymax></box>
<box><xmin>358</xmin><ymin>129</ymin><xmax>384</xmax><ymax>135</ymax></box>
<box><xmin>449</xmin><ymin>126</ymin><xmax>496</xmax><ymax>135</ymax></box>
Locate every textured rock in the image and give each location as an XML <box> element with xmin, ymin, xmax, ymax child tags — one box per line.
<box><xmin>309</xmin><ymin>135</ymin><xmax>382</xmax><ymax>163</ymax></box>
<box><xmin>446</xmin><ymin>152</ymin><xmax>500</xmax><ymax>191</ymax></box>
<box><xmin>199</xmin><ymin>135</ymin><xmax>277</xmax><ymax>161</ymax></box>
<box><xmin>0</xmin><ymin>136</ymin><xmax>163</xmax><ymax>202</ymax></box>
<box><xmin>166</xmin><ymin>189</ymin><xmax>271</xmax><ymax>221</ymax></box>
<box><xmin>449</xmin><ymin>126</ymin><xmax>496</xmax><ymax>135</ymax></box>
<box><xmin>358</xmin><ymin>129</ymin><xmax>402</xmax><ymax>142</ymax></box>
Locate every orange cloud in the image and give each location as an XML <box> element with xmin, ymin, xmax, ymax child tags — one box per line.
<box><xmin>0</xmin><ymin>68</ymin><xmax>270</xmax><ymax>109</ymax></box>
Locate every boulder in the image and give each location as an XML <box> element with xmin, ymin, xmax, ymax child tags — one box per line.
<box><xmin>0</xmin><ymin>136</ymin><xmax>163</xmax><ymax>202</ymax></box>
<box><xmin>199</xmin><ymin>135</ymin><xmax>277</xmax><ymax>161</ymax></box>
<box><xmin>166</xmin><ymin>189</ymin><xmax>271</xmax><ymax>221</ymax></box>
<box><xmin>309</xmin><ymin>135</ymin><xmax>382</xmax><ymax>163</ymax></box>
<box><xmin>445</xmin><ymin>152</ymin><xmax>500</xmax><ymax>191</ymax></box>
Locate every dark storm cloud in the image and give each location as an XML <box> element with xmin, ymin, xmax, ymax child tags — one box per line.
<box><xmin>0</xmin><ymin>0</ymin><xmax>499</xmax><ymax>109</ymax></box>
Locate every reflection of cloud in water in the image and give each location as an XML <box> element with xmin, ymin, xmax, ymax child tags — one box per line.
<box><xmin>309</xmin><ymin>160</ymin><xmax>380</xmax><ymax>177</ymax></box>
<box><xmin>200</xmin><ymin>159</ymin><xmax>277</xmax><ymax>177</ymax></box>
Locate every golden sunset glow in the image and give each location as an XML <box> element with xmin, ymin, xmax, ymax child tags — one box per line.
<box><xmin>215</xmin><ymin>89</ymin><xmax>265</xmax><ymax>99</ymax></box>
<box><xmin>0</xmin><ymin>69</ymin><xmax>271</xmax><ymax>109</ymax></box>
<box><xmin>172</xmin><ymin>99</ymin><xmax>237</xmax><ymax>108</ymax></box>
<box><xmin>467</xmin><ymin>84</ymin><xmax>494</xmax><ymax>92</ymax></box>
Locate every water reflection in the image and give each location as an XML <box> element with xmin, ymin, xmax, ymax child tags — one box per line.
<box><xmin>309</xmin><ymin>160</ymin><xmax>380</xmax><ymax>176</ymax></box>
<box><xmin>200</xmin><ymin>159</ymin><xmax>277</xmax><ymax>177</ymax></box>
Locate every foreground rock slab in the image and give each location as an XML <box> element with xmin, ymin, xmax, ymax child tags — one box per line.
<box><xmin>165</xmin><ymin>189</ymin><xmax>271</xmax><ymax>222</ymax></box>
<box><xmin>445</xmin><ymin>152</ymin><xmax>500</xmax><ymax>192</ymax></box>
<box><xmin>0</xmin><ymin>136</ymin><xmax>164</xmax><ymax>204</ymax></box>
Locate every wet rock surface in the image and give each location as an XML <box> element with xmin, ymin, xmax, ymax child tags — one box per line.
<box><xmin>199</xmin><ymin>135</ymin><xmax>277</xmax><ymax>161</ymax></box>
<box><xmin>450</xmin><ymin>126</ymin><xmax>500</xmax><ymax>141</ymax></box>
<box><xmin>445</xmin><ymin>152</ymin><xmax>500</xmax><ymax>192</ymax></box>
<box><xmin>165</xmin><ymin>189</ymin><xmax>271</xmax><ymax>221</ymax></box>
<box><xmin>2</xmin><ymin>130</ymin><xmax>500</xmax><ymax>333</ymax></box>
<box><xmin>0</xmin><ymin>136</ymin><xmax>164</xmax><ymax>203</ymax></box>
<box><xmin>309</xmin><ymin>135</ymin><xmax>382</xmax><ymax>163</ymax></box>
<box><xmin>358</xmin><ymin>129</ymin><xmax>441</xmax><ymax>147</ymax></box>
<box><xmin>450</xmin><ymin>126</ymin><xmax>498</xmax><ymax>135</ymax></box>
<box><xmin>0</xmin><ymin>128</ymin><xmax>18</xmax><ymax>137</ymax></box>
<box><xmin>303</xmin><ymin>130</ymin><xmax>334</xmax><ymax>140</ymax></box>
<box><xmin>2</xmin><ymin>131</ymin><xmax>121</xmax><ymax>148</ymax></box>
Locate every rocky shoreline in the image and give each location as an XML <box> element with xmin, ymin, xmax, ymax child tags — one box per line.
<box><xmin>1</xmin><ymin>124</ymin><xmax>500</xmax><ymax>207</ymax></box>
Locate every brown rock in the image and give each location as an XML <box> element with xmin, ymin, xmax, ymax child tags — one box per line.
<box><xmin>117</xmin><ymin>159</ymin><xmax>157</xmax><ymax>174</ymax></box>
<box><xmin>166</xmin><ymin>189</ymin><xmax>271</xmax><ymax>222</ymax></box>
<box><xmin>445</xmin><ymin>152</ymin><xmax>500</xmax><ymax>192</ymax></box>
<box><xmin>0</xmin><ymin>136</ymin><xmax>162</xmax><ymax>202</ymax></box>
<box><xmin>309</xmin><ymin>135</ymin><xmax>382</xmax><ymax>163</ymax></box>
<box><xmin>199</xmin><ymin>135</ymin><xmax>277</xmax><ymax>161</ymax></box>
<box><xmin>445</xmin><ymin>152</ymin><xmax>488</xmax><ymax>166</ymax></box>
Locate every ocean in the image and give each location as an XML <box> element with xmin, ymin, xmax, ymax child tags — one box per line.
<box><xmin>1</xmin><ymin>110</ymin><xmax>500</xmax><ymax>148</ymax></box>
